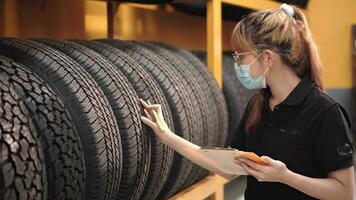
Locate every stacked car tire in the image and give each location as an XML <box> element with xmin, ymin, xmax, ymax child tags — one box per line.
<box><xmin>0</xmin><ymin>38</ymin><xmax>228</xmax><ymax>200</ymax></box>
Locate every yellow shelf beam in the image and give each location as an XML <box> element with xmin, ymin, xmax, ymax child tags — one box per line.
<box><xmin>222</xmin><ymin>0</ymin><xmax>281</xmax><ymax>10</ymax></box>
<box><xmin>123</xmin><ymin>3</ymin><xmax>176</xmax><ymax>12</ymax></box>
<box><xmin>207</xmin><ymin>0</ymin><xmax>223</xmax><ymax>88</ymax></box>
<box><xmin>168</xmin><ymin>174</ymin><xmax>230</xmax><ymax>200</ymax></box>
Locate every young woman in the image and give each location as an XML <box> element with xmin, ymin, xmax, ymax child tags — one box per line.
<box><xmin>140</xmin><ymin>4</ymin><xmax>355</xmax><ymax>200</ymax></box>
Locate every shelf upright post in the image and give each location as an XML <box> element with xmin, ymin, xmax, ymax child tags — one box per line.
<box><xmin>207</xmin><ymin>0</ymin><xmax>222</xmax><ymax>88</ymax></box>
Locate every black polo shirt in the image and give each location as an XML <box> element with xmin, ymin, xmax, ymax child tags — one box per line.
<box><xmin>230</xmin><ymin>74</ymin><xmax>354</xmax><ymax>200</ymax></box>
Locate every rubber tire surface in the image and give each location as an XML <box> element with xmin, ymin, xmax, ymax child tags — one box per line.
<box><xmin>0</xmin><ymin>56</ymin><xmax>85</xmax><ymax>200</ymax></box>
<box><xmin>98</xmin><ymin>39</ymin><xmax>197</xmax><ymax>199</ymax></box>
<box><xmin>75</xmin><ymin>40</ymin><xmax>175</xmax><ymax>200</ymax></box>
<box><xmin>0</xmin><ymin>71</ymin><xmax>47</xmax><ymax>200</ymax></box>
<box><xmin>168</xmin><ymin>49</ymin><xmax>230</xmax><ymax>190</ymax></box>
<box><xmin>0</xmin><ymin>38</ymin><xmax>122</xmax><ymax>200</ymax></box>
<box><xmin>124</xmin><ymin>40</ymin><xmax>204</xmax><ymax>199</ymax></box>
<box><xmin>140</xmin><ymin>42</ymin><xmax>212</xmax><ymax>193</ymax></box>
<box><xmin>36</xmin><ymin>39</ymin><xmax>151</xmax><ymax>200</ymax></box>
<box><xmin>168</xmin><ymin>49</ymin><xmax>228</xmax><ymax>147</ymax></box>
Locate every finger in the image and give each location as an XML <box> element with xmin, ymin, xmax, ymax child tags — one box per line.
<box><xmin>260</xmin><ymin>156</ymin><xmax>275</xmax><ymax>166</ymax></box>
<box><xmin>234</xmin><ymin>159</ymin><xmax>243</xmax><ymax>165</ymax></box>
<box><xmin>140</xmin><ymin>99</ymin><xmax>162</xmax><ymax>113</ymax></box>
<box><xmin>240</xmin><ymin>158</ymin><xmax>267</xmax><ymax>170</ymax></box>
<box><xmin>240</xmin><ymin>163</ymin><xmax>264</xmax><ymax>179</ymax></box>
<box><xmin>141</xmin><ymin>116</ymin><xmax>157</xmax><ymax>129</ymax></box>
<box><xmin>143</xmin><ymin>109</ymin><xmax>153</xmax><ymax>121</ymax></box>
<box><xmin>139</xmin><ymin>98</ymin><xmax>150</xmax><ymax>109</ymax></box>
<box><xmin>239</xmin><ymin>158</ymin><xmax>267</xmax><ymax>171</ymax></box>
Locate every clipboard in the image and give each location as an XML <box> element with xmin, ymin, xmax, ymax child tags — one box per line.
<box><xmin>196</xmin><ymin>147</ymin><xmax>269</xmax><ymax>175</ymax></box>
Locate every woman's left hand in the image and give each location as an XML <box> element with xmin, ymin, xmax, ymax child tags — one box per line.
<box><xmin>234</xmin><ymin>156</ymin><xmax>290</xmax><ymax>183</ymax></box>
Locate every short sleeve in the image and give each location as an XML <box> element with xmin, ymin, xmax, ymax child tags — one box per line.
<box><xmin>229</xmin><ymin>95</ymin><xmax>255</xmax><ymax>151</ymax></box>
<box><xmin>315</xmin><ymin>104</ymin><xmax>354</xmax><ymax>173</ymax></box>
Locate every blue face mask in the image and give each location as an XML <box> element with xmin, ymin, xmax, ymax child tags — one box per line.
<box><xmin>234</xmin><ymin>53</ymin><xmax>271</xmax><ymax>90</ymax></box>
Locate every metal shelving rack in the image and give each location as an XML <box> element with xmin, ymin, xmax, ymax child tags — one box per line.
<box><xmin>105</xmin><ymin>1</ymin><xmax>282</xmax><ymax>199</ymax></box>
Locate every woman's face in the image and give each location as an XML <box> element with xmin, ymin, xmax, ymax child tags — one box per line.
<box><xmin>237</xmin><ymin>51</ymin><xmax>268</xmax><ymax>79</ymax></box>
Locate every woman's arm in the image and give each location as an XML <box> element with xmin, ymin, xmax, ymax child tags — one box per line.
<box><xmin>160</xmin><ymin>130</ymin><xmax>239</xmax><ymax>181</ymax></box>
<box><xmin>282</xmin><ymin>166</ymin><xmax>354</xmax><ymax>200</ymax></box>
<box><xmin>139</xmin><ymin>99</ymin><xmax>239</xmax><ymax>181</ymax></box>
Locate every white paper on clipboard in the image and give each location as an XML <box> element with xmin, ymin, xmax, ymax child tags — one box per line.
<box><xmin>188</xmin><ymin>147</ymin><xmax>248</xmax><ymax>175</ymax></box>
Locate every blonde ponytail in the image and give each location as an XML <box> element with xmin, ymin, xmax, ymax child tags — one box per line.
<box><xmin>293</xmin><ymin>6</ymin><xmax>324</xmax><ymax>90</ymax></box>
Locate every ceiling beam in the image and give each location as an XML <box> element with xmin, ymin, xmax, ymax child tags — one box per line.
<box><xmin>222</xmin><ymin>0</ymin><xmax>282</xmax><ymax>10</ymax></box>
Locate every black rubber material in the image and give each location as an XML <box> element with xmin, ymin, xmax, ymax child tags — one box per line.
<box><xmin>169</xmin><ymin>50</ymin><xmax>228</xmax><ymax>147</ymax></box>
<box><xmin>169</xmin><ymin>49</ymin><xmax>230</xmax><ymax>191</ymax></box>
<box><xmin>75</xmin><ymin>40</ymin><xmax>175</xmax><ymax>200</ymax></box>
<box><xmin>139</xmin><ymin>42</ymin><xmax>209</xmax><ymax>145</ymax></box>
<box><xmin>192</xmin><ymin>170</ymin><xmax>210</xmax><ymax>185</ymax></box>
<box><xmin>0</xmin><ymin>55</ymin><xmax>85</xmax><ymax>200</ymax></box>
<box><xmin>128</xmin><ymin>40</ymin><xmax>205</xmax><ymax>199</ymax></box>
<box><xmin>98</xmin><ymin>39</ymin><xmax>197</xmax><ymax>199</ymax></box>
<box><xmin>150</xmin><ymin>46</ymin><xmax>227</xmax><ymax>192</ymax></box>
<box><xmin>0</xmin><ymin>38</ymin><xmax>122</xmax><ymax>200</ymax></box>
<box><xmin>0</xmin><ymin>72</ymin><xmax>47</xmax><ymax>200</ymax></box>
<box><xmin>35</xmin><ymin>39</ymin><xmax>152</xmax><ymax>200</ymax></box>
<box><xmin>140</xmin><ymin>42</ymin><xmax>213</xmax><ymax>193</ymax></box>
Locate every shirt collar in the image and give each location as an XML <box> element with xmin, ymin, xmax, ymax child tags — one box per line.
<box><xmin>263</xmin><ymin>74</ymin><xmax>316</xmax><ymax>106</ymax></box>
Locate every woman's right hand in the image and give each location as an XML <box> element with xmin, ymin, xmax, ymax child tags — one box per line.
<box><xmin>139</xmin><ymin>99</ymin><xmax>171</xmax><ymax>142</ymax></box>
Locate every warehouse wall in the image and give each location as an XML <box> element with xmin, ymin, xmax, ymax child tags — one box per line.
<box><xmin>1</xmin><ymin>0</ymin><xmax>85</xmax><ymax>38</ymax></box>
<box><xmin>307</xmin><ymin>0</ymin><xmax>356</xmax><ymax>120</ymax></box>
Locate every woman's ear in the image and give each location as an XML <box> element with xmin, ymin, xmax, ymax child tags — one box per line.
<box><xmin>263</xmin><ymin>50</ymin><xmax>274</xmax><ymax>68</ymax></box>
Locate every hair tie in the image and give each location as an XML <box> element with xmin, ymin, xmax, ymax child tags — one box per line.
<box><xmin>280</xmin><ymin>3</ymin><xmax>295</xmax><ymax>17</ymax></box>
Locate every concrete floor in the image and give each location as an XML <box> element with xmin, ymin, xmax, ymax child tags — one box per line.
<box><xmin>224</xmin><ymin>159</ymin><xmax>356</xmax><ymax>200</ymax></box>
